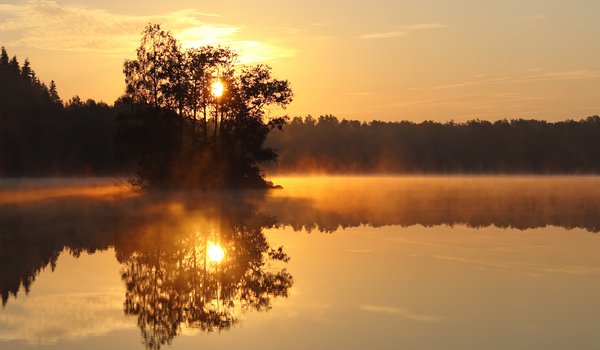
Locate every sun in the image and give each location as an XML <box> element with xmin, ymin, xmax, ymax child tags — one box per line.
<box><xmin>211</xmin><ymin>80</ymin><xmax>224</xmax><ymax>98</ymax></box>
<box><xmin>207</xmin><ymin>242</ymin><xmax>225</xmax><ymax>263</ymax></box>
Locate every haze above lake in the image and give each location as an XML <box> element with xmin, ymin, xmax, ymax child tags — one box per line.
<box><xmin>1</xmin><ymin>176</ymin><xmax>599</xmax><ymax>350</ymax></box>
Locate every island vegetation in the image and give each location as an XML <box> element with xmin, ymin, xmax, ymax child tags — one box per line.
<box><xmin>119</xmin><ymin>24</ymin><xmax>292</xmax><ymax>189</ymax></box>
<box><xmin>1</xmin><ymin>29</ymin><xmax>599</xmax><ymax>182</ymax></box>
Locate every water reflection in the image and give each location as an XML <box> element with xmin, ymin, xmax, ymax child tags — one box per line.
<box><xmin>2</xmin><ymin>176</ymin><xmax>600</xmax><ymax>348</ymax></box>
<box><xmin>266</xmin><ymin>176</ymin><xmax>600</xmax><ymax>233</ymax></box>
<box><xmin>118</xmin><ymin>209</ymin><xmax>292</xmax><ymax>349</ymax></box>
<box><xmin>0</xmin><ymin>192</ymin><xmax>292</xmax><ymax>349</ymax></box>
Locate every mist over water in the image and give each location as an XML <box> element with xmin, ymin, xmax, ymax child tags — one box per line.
<box><xmin>267</xmin><ymin>176</ymin><xmax>600</xmax><ymax>232</ymax></box>
<box><xmin>3</xmin><ymin>176</ymin><xmax>600</xmax><ymax>232</ymax></box>
<box><xmin>1</xmin><ymin>176</ymin><xmax>600</xmax><ymax>350</ymax></box>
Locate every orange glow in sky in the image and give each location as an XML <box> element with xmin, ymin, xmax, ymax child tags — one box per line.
<box><xmin>1</xmin><ymin>0</ymin><xmax>598</xmax><ymax>121</ymax></box>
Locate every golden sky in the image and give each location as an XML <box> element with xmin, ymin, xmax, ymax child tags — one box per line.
<box><xmin>1</xmin><ymin>0</ymin><xmax>599</xmax><ymax>121</ymax></box>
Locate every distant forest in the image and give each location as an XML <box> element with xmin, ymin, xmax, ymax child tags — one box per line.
<box><xmin>266</xmin><ymin>115</ymin><xmax>600</xmax><ymax>174</ymax></box>
<box><xmin>1</xmin><ymin>46</ymin><xmax>599</xmax><ymax>176</ymax></box>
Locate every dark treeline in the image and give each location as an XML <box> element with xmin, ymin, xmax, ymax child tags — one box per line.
<box><xmin>267</xmin><ymin>115</ymin><xmax>600</xmax><ymax>174</ymax></box>
<box><xmin>2</xmin><ymin>46</ymin><xmax>600</xmax><ymax>177</ymax></box>
<box><xmin>0</xmin><ymin>47</ymin><xmax>122</xmax><ymax>176</ymax></box>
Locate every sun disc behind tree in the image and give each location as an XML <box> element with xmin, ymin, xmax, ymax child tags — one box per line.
<box><xmin>120</xmin><ymin>23</ymin><xmax>293</xmax><ymax>190</ymax></box>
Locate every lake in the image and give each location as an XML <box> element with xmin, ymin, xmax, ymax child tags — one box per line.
<box><xmin>1</xmin><ymin>176</ymin><xmax>599</xmax><ymax>350</ymax></box>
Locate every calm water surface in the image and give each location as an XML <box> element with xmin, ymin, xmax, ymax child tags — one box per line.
<box><xmin>1</xmin><ymin>176</ymin><xmax>599</xmax><ymax>350</ymax></box>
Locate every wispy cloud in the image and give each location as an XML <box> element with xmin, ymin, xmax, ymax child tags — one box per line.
<box><xmin>358</xmin><ymin>304</ymin><xmax>445</xmax><ymax>322</ymax></box>
<box><xmin>426</xmin><ymin>254</ymin><xmax>600</xmax><ymax>276</ymax></box>
<box><xmin>0</xmin><ymin>291</ymin><xmax>133</xmax><ymax>344</ymax></box>
<box><xmin>404</xmin><ymin>23</ymin><xmax>447</xmax><ymax>30</ymax></box>
<box><xmin>524</xmin><ymin>14</ymin><xmax>547</xmax><ymax>20</ymax></box>
<box><xmin>434</xmin><ymin>77</ymin><xmax>512</xmax><ymax>90</ymax></box>
<box><xmin>358</xmin><ymin>31</ymin><xmax>407</xmax><ymax>40</ymax></box>
<box><xmin>358</xmin><ymin>23</ymin><xmax>447</xmax><ymax>40</ymax></box>
<box><xmin>0</xmin><ymin>0</ymin><xmax>294</xmax><ymax>63</ymax></box>
<box><xmin>434</xmin><ymin>70</ymin><xmax>600</xmax><ymax>90</ymax></box>
<box><xmin>378</xmin><ymin>92</ymin><xmax>553</xmax><ymax>116</ymax></box>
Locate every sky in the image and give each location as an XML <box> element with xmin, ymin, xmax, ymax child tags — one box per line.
<box><xmin>1</xmin><ymin>0</ymin><xmax>599</xmax><ymax>122</ymax></box>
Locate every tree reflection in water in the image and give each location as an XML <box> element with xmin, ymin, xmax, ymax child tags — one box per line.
<box><xmin>0</xmin><ymin>191</ymin><xmax>293</xmax><ymax>350</ymax></box>
<box><xmin>4</xmin><ymin>177</ymin><xmax>600</xmax><ymax>347</ymax></box>
<box><xmin>117</xmin><ymin>208</ymin><xmax>292</xmax><ymax>350</ymax></box>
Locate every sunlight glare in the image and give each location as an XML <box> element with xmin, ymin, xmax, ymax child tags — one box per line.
<box><xmin>211</xmin><ymin>80</ymin><xmax>224</xmax><ymax>98</ymax></box>
<box><xmin>207</xmin><ymin>242</ymin><xmax>225</xmax><ymax>263</ymax></box>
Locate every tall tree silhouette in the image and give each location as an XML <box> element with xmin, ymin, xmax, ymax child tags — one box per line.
<box><xmin>185</xmin><ymin>46</ymin><xmax>237</xmax><ymax>140</ymax></box>
<box><xmin>119</xmin><ymin>23</ymin><xmax>293</xmax><ymax>189</ymax></box>
<box><xmin>123</xmin><ymin>24</ymin><xmax>185</xmax><ymax>112</ymax></box>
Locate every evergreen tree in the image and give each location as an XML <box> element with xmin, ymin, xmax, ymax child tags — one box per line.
<box><xmin>7</xmin><ymin>56</ymin><xmax>20</xmax><ymax>76</ymax></box>
<box><xmin>21</xmin><ymin>59</ymin><xmax>33</xmax><ymax>84</ymax></box>
<box><xmin>0</xmin><ymin>47</ymin><xmax>119</xmax><ymax>176</ymax></box>
<box><xmin>0</xmin><ymin>47</ymin><xmax>8</xmax><ymax>67</ymax></box>
<box><xmin>48</xmin><ymin>80</ymin><xmax>62</xmax><ymax>105</ymax></box>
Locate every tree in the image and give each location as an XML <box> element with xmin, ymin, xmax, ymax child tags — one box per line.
<box><xmin>0</xmin><ymin>47</ymin><xmax>8</xmax><ymax>67</ymax></box>
<box><xmin>7</xmin><ymin>56</ymin><xmax>20</xmax><ymax>76</ymax></box>
<box><xmin>123</xmin><ymin>24</ymin><xmax>185</xmax><ymax>112</ymax></box>
<box><xmin>20</xmin><ymin>59</ymin><xmax>33</xmax><ymax>84</ymax></box>
<box><xmin>120</xmin><ymin>23</ymin><xmax>293</xmax><ymax>190</ymax></box>
<box><xmin>48</xmin><ymin>80</ymin><xmax>62</xmax><ymax>105</ymax></box>
<box><xmin>185</xmin><ymin>46</ymin><xmax>237</xmax><ymax>140</ymax></box>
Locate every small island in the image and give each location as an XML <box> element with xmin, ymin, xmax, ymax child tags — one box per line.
<box><xmin>119</xmin><ymin>24</ymin><xmax>293</xmax><ymax>190</ymax></box>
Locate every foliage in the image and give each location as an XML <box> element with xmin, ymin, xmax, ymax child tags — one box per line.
<box><xmin>2</xmin><ymin>44</ymin><xmax>600</xmax><ymax>178</ymax></box>
<box><xmin>267</xmin><ymin>115</ymin><xmax>600</xmax><ymax>174</ymax></box>
<box><xmin>120</xmin><ymin>24</ymin><xmax>293</xmax><ymax>189</ymax></box>
<box><xmin>0</xmin><ymin>47</ymin><xmax>118</xmax><ymax>176</ymax></box>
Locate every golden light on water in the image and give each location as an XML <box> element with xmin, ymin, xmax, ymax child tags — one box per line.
<box><xmin>211</xmin><ymin>80</ymin><xmax>224</xmax><ymax>98</ymax></box>
<box><xmin>207</xmin><ymin>242</ymin><xmax>225</xmax><ymax>263</ymax></box>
